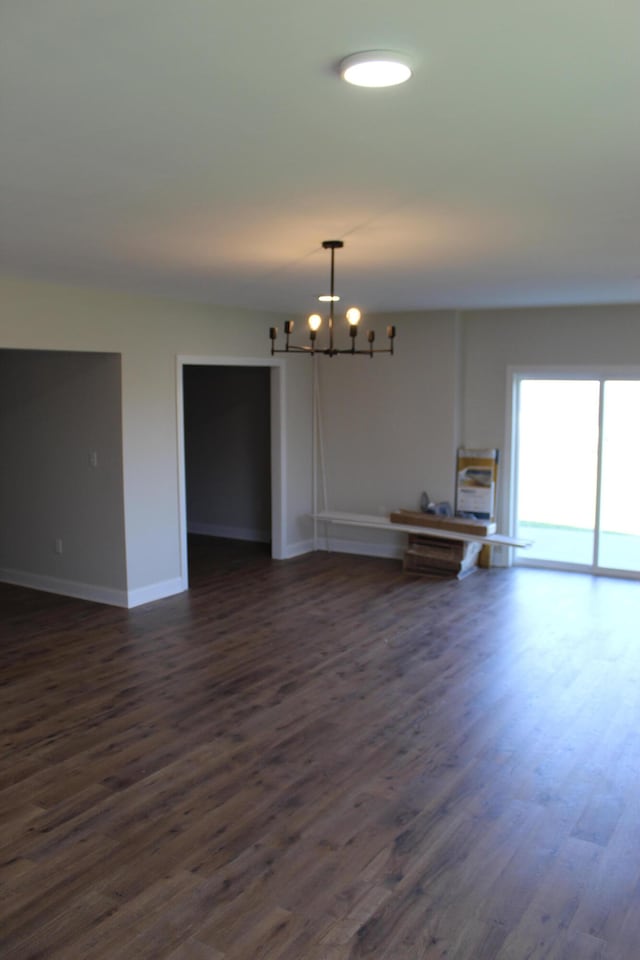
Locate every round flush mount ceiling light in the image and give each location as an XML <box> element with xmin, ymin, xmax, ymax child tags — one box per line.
<box><xmin>340</xmin><ymin>51</ymin><xmax>413</xmax><ymax>88</ymax></box>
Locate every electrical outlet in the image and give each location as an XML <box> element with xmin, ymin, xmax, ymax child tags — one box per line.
<box><xmin>54</xmin><ymin>538</ymin><xmax>63</xmax><ymax>555</ymax></box>
<box><xmin>89</xmin><ymin>450</ymin><xmax>98</xmax><ymax>468</ymax></box>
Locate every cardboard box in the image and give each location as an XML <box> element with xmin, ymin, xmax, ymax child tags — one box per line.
<box><xmin>390</xmin><ymin>509</ymin><xmax>496</xmax><ymax>537</ymax></box>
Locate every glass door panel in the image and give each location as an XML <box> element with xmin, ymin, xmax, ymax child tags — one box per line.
<box><xmin>516</xmin><ymin>380</ymin><xmax>600</xmax><ymax>565</ymax></box>
<box><xmin>598</xmin><ymin>381</ymin><xmax>640</xmax><ymax>572</ymax></box>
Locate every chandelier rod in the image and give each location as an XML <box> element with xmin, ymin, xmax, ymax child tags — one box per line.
<box><xmin>328</xmin><ymin>242</ymin><xmax>336</xmax><ymax>355</ymax></box>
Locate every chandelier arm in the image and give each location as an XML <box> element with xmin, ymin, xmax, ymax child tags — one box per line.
<box><xmin>332</xmin><ymin>347</ymin><xmax>394</xmax><ymax>355</ymax></box>
<box><xmin>268</xmin><ymin>240</ymin><xmax>396</xmax><ymax>357</ymax></box>
<box><xmin>271</xmin><ymin>344</ymin><xmax>314</xmax><ymax>354</ymax></box>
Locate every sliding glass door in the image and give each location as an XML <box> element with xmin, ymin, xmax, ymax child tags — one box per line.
<box><xmin>515</xmin><ymin>376</ymin><xmax>640</xmax><ymax>576</ymax></box>
<box><xmin>598</xmin><ymin>381</ymin><xmax>640</xmax><ymax>572</ymax></box>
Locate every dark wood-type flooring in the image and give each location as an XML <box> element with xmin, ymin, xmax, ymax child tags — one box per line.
<box><xmin>2</xmin><ymin>537</ymin><xmax>640</xmax><ymax>959</ymax></box>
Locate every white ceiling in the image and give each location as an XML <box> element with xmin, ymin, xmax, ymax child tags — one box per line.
<box><xmin>2</xmin><ymin>0</ymin><xmax>640</xmax><ymax>313</ymax></box>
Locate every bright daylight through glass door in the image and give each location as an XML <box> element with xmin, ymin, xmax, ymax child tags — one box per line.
<box><xmin>516</xmin><ymin>380</ymin><xmax>599</xmax><ymax>565</ymax></box>
<box><xmin>516</xmin><ymin>378</ymin><xmax>640</xmax><ymax>574</ymax></box>
<box><xmin>598</xmin><ymin>381</ymin><xmax>640</xmax><ymax>572</ymax></box>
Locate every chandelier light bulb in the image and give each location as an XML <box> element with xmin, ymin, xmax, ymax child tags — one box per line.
<box><xmin>268</xmin><ymin>239</ymin><xmax>395</xmax><ymax>357</ymax></box>
<box><xmin>340</xmin><ymin>51</ymin><xmax>413</xmax><ymax>88</ymax></box>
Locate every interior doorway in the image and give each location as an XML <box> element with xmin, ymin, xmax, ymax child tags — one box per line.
<box><xmin>514</xmin><ymin>376</ymin><xmax>640</xmax><ymax>577</ymax></box>
<box><xmin>177</xmin><ymin>357</ymin><xmax>285</xmax><ymax>589</ymax></box>
<box><xmin>183</xmin><ymin>365</ymin><xmax>271</xmax><ymax>540</ymax></box>
<box><xmin>182</xmin><ymin>365</ymin><xmax>271</xmax><ymax>581</ymax></box>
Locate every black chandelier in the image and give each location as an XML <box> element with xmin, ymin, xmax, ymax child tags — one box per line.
<box><xmin>269</xmin><ymin>240</ymin><xmax>396</xmax><ymax>357</ymax></box>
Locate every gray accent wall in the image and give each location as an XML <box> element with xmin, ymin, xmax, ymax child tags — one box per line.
<box><xmin>0</xmin><ymin>275</ymin><xmax>311</xmax><ymax>606</ymax></box>
<box><xmin>0</xmin><ymin>349</ymin><xmax>127</xmax><ymax>598</ymax></box>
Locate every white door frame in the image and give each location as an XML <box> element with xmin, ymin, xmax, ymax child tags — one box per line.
<box><xmin>176</xmin><ymin>355</ymin><xmax>286</xmax><ymax>589</ymax></box>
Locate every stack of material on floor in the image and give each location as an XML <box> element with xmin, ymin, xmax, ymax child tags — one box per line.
<box><xmin>403</xmin><ymin>533</ymin><xmax>482</xmax><ymax>579</ymax></box>
<box><xmin>390</xmin><ymin>510</ymin><xmax>496</xmax><ymax>579</ymax></box>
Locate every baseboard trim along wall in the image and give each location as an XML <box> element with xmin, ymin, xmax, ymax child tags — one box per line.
<box><xmin>126</xmin><ymin>577</ymin><xmax>186</xmax><ymax>608</ymax></box>
<box><xmin>316</xmin><ymin>537</ymin><xmax>404</xmax><ymax>560</ymax></box>
<box><xmin>279</xmin><ymin>539</ymin><xmax>315</xmax><ymax>559</ymax></box>
<box><xmin>0</xmin><ymin>567</ymin><xmax>129</xmax><ymax>608</ymax></box>
<box><xmin>0</xmin><ymin>568</ymin><xmax>187</xmax><ymax>609</ymax></box>
<box><xmin>187</xmin><ymin>521</ymin><xmax>271</xmax><ymax>543</ymax></box>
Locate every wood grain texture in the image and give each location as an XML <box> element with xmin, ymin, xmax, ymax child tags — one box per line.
<box><xmin>2</xmin><ymin>536</ymin><xmax>640</xmax><ymax>959</ymax></box>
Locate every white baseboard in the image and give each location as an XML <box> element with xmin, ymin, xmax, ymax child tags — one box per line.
<box><xmin>126</xmin><ymin>577</ymin><xmax>186</xmax><ymax>608</ymax></box>
<box><xmin>0</xmin><ymin>567</ymin><xmax>129</xmax><ymax>607</ymax></box>
<box><xmin>279</xmin><ymin>539</ymin><xmax>314</xmax><ymax>559</ymax></box>
<box><xmin>317</xmin><ymin>536</ymin><xmax>404</xmax><ymax>560</ymax></box>
<box><xmin>187</xmin><ymin>521</ymin><xmax>270</xmax><ymax>543</ymax></box>
<box><xmin>0</xmin><ymin>567</ymin><xmax>187</xmax><ymax>609</ymax></box>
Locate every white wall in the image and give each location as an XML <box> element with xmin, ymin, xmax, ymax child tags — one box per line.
<box><xmin>0</xmin><ymin>349</ymin><xmax>127</xmax><ymax>603</ymax></box>
<box><xmin>314</xmin><ymin>302</ymin><xmax>640</xmax><ymax>560</ymax></box>
<box><xmin>315</xmin><ymin>311</ymin><xmax>461</xmax><ymax>556</ymax></box>
<box><xmin>461</xmin><ymin>303</ymin><xmax>640</xmax><ymax>534</ymax></box>
<box><xmin>3</xmin><ymin>273</ymin><xmax>638</xmax><ymax>591</ymax></box>
<box><xmin>183</xmin><ymin>365</ymin><xmax>271</xmax><ymax>542</ymax></box>
<box><xmin>0</xmin><ymin>275</ymin><xmax>312</xmax><ymax>605</ymax></box>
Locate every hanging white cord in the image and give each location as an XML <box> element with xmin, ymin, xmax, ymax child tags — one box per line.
<box><xmin>312</xmin><ymin>355</ymin><xmax>318</xmax><ymax>549</ymax></box>
<box><xmin>314</xmin><ymin>358</ymin><xmax>330</xmax><ymax>550</ymax></box>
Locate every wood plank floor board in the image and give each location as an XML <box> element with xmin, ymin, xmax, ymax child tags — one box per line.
<box><xmin>44</xmin><ymin>871</ymin><xmax>204</xmax><ymax>960</ymax></box>
<box><xmin>568</xmin><ymin>797</ymin><xmax>640</xmax><ymax>945</ymax></box>
<box><xmin>492</xmin><ymin>834</ymin><xmax>602</xmax><ymax>960</ymax></box>
<box><xmin>0</xmin><ymin>834</ymin><xmax>122</xmax><ymax>949</ymax></box>
<box><xmin>165</xmin><ymin>940</ymin><xmax>225</xmax><ymax>960</ymax></box>
<box><xmin>3</xmin><ymin>540</ymin><xmax>640</xmax><ymax>958</ymax></box>
<box><xmin>2</xmin><ymin>890</ymin><xmax>119</xmax><ymax>960</ymax></box>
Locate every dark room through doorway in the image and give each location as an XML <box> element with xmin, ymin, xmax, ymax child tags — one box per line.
<box><xmin>182</xmin><ymin>365</ymin><xmax>272</xmax><ymax>582</ymax></box>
